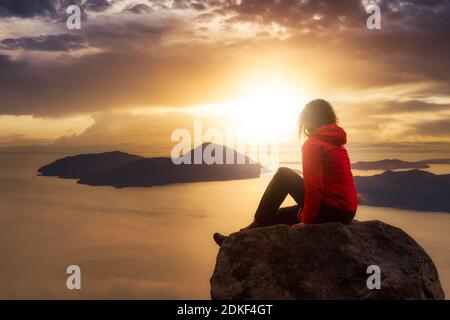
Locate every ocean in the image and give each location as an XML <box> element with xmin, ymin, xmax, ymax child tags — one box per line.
<box><xmin>0</xmin><ymin>153</ymin><xmax>449</xmax><ymax>299</ymax></box>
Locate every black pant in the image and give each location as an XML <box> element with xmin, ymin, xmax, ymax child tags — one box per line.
<box><xmin>254</xmin><ymin>167</ymin><xmax>355</xmax><ymax>226</ymax></box>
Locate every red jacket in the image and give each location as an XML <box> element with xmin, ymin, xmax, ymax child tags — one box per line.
<box><xmin>300</xmin><ymin>124</ymin><xmax>358</xmax><ymax>224</ymax></box>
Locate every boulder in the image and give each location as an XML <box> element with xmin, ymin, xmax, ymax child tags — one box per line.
<box><xmin>210</xmin><ymin>221</ymin><xmax>445</xmax><ymax>299</ymax></box>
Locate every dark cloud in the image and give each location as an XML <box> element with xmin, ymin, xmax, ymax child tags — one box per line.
<box><xmin>0</xmin><ymin>0</ymin><xmax>112</xmax><ymax>18</ymax></box>
<box><xmin>229</xmin><ymin>0</ymin><xmax>367</xmax><ymax>30</ymax></box>
<box><xmin>172</xmin><ymin>0</ymin><xmax>223</xmax><ymax>10</ymax></box>
<box><xmin>84</xmin><ymin>0</ymin><xmax>111</xmax><ymax>12</ymax></box>
<box><xmin>0</xmin><ymin>46</ymin><xmax>240</xmax><ymax>116</ymax></box>
<box><xmin>1</xmin><ymin>34</ymin><xmax>86</xmax><ymax>51</ymax></box>
<box><xmin>230</xmin><ymin>0</ymin><xmax>450</xmax><ymax>87</ymax></box>
<box><xmin>0</xmin><ymin>0</ymin><xmax>58</xmax><ymax>18</ymax></box>
<box><xmin>124</xmin><ymin>4</ymin><xmax>153</xmax><ymax>14</ymax></box>
<box><xmin>225</xmin><ymin>0</ymin><xmax>450</xmax><ymax>32</ymax></box>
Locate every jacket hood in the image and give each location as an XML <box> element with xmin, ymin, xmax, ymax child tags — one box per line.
<box><xmin>310</xmin><ymin>124</ymin><xmax>347</xmax><ymax>145</ymax></box>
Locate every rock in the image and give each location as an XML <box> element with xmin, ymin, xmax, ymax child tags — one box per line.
<box><xmin>210</xmin><ymin>221</ymin><xmax>445</xmax><ymax>299</ymax></box>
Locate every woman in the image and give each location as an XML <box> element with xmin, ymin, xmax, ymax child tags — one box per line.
<box><xmin>214</xmin><ymin>99</ymin><xmax>357</xmax><ymax>245</ymax></box>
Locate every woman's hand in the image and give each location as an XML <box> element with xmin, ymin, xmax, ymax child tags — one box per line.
<box><xmin>292</xmin><ymin>223</ymin><xmax>306</xmax><ymax>229</ymax></box>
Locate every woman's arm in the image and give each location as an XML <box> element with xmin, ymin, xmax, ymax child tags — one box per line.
<box><xmin>300</xmin><ymin>142</ymin><xmax>324</xmax><ymax>224</ymax></box>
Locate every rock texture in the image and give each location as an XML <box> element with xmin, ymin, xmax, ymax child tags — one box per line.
<box><xmin>210</xmin><ymin>221</ymin><xmax>445</xmax><ymax>300</ymax></box>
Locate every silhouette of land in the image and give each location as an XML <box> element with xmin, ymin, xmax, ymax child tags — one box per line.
<box><xmin>39</xmin><ymin>150</ymin><xmax>450</xmax><ymax>211</ymax></box>
<box><xmin>38</xmin><ymin>143</ymin><xmax>261</xmax><ymax>188</ymax></box>
<box><xmin>354</xmin><ymin>170</ymin><xmax>450</xmax><ymax>212</ymax></box>
<box><xmin>351</xmin><ymin>159</ymin><xmax>450</xmax><ymax>171</ymax></box>
<box><xmin>37</xmin><ymin>151</ymin><xmax>144</xmax><ymax>179</ymax></box>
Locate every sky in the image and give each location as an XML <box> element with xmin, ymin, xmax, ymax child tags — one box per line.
<box><xmin>0</xmin><ymin>0</ymin><xmax>449</xmax><ymax>156</ymax></box>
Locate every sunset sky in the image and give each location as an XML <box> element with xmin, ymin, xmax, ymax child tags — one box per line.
<box><xmin>0</xmin><ymin>0</ymin><xmax>449</xmax><ymax>156</ymax></box>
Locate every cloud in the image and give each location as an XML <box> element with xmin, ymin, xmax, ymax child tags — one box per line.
<box><xmin>51</xmin><ymin>111</ymin><xmax>184</xmax><ymax>149</ymax></box>
<box><xmin>222</xmin><ymin>0</ymin><xmax>450</xmax><ymax>88</ymax></box>
<box><xmin>123</xmin><ymin>3</ymin><xmax>153</xmax><ymax>14</ymax></box>
<box><xmin>412</xmin><ymin>119</ymin><xmax>450</xmax><ymax>136</ymax></box>
<box><xmin>0</xmin><ymin>0</ymin><xmax>448</xmax><ymax>118</ymax></box>
<box><xmin>0</xmin><ymin>133</ymin><xmax>52</xmax><ymax>147</ymax></box>
<box><xmin>0</xmin><ymin>0</ymin><xmax>59</xmax><ymax>18</ymax></box>
<box><xmin>377</xmin><ymin>101</ymin><xmax>450</xmax><ymax>114</ymax></box>
<box><xmin>348</xmin><ymin>100</ymin><xmax>450</xmax><ymax>116</ymax></box>
<box><xmin>347</xmin><ymin>141</ymin><xmax>450</xmax><ymax>154</ymax></box>
<box><xmin>228</xmin><ymin>0</ymin><xmax>368</xmax><ymax>30</ymax></box>
<box><xmin>0</xmin><ymin>0</ymin><xmax>112</xmax><ymax>19</ymax></box>
<box><xmin>2</xmin><ymin>98</ymin><xmax>449</xmax><ymax>155</ymax></box>
<box><xmin>334</xmin><ymin>99</ymin><xmax>450</xmax><ymax>144</ymax></box>
<box><xmin>0</xmin><ymin>109</ymin><xmax>233</xmax><ymax>155</ymax></box>
<box><xmin>1</xmin><ymin>34</ymin><xmax>86</xmax><ymax>51</ymax></box>
<box><xmin>0</xmin><ymin>45</ymin><xmax>243</xmax><ymax>116</ymax></box>
<box><xmin>84</xmin><ymin>0</ymin><xmax>112</xmax><ymax>13</ymax></box>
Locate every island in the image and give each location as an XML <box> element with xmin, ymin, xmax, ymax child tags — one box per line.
<box><xmin>38</xmin><ymin>143</ymin><xmax>262</xmax><ymax>188</ymax></box>
<box><xmin>354</xmin><ymin>170</ymin><xmax>450</xmax><ymax>212</ymax></box>
<box><xmin>38</xmin><ymin>149</ymin><xmax>450</xmax><ymax>212</ymax></box>
<box><xmin>37</xmin><ymin>151</ymin><xmax>144</xmax><ymax>179</ymax></box>
<box><xmin>351</xmin><ymin>159</ymin><xmax>450</xmax><ymax>171</ymax></box>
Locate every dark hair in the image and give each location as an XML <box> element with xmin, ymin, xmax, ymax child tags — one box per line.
<box><xmin>299</xmin><ymin>99</ymin><xmax>337</xmax><ymax>136</ymax></box>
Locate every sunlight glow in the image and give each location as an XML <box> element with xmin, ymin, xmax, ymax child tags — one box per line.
<box><xmin>225</xmin><ymin>77</ymin><xmax>308</xmax><ymax>142</ymax></box>
<box><xmin>131</xmin><ymin>74</ymin><xmax>309</xmax><ymax>146</ymax></box>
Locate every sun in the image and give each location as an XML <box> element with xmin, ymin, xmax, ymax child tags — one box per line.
<box><xmin>226</xmin><ymin>76</ymin><xmax>308</xmax><ymax>142</ymax></box>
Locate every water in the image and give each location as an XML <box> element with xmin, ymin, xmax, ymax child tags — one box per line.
<box><xmin>0</xmin><ymin>154</ymin><xmax>449</xmax><ymax>299</ymax></box>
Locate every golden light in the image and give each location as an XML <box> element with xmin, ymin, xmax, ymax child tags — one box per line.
<box><xmin>225</xmin><ymin>75</ymin><xmax>309</xmax><ymax>142</ymax></box>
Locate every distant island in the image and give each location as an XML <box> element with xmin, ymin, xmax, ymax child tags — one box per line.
<box><xmin>38</xmin><ymin>150</ymin><xmax>450</xmax><ymax>212</ymax></box>
<box><xmin>351</xmin><ymin>159</ymin><xmax>450</xmax><ymax>171</ymax></box>
<box><xmin>38</xmin><ymin>143</ymin><xmax>261</xmax><ymax>188</ymax></box>
<box><xmin>281</xmin><ymin>158</ymin><xmax>450</xmax><ymax>171</ymax></box>
<box><xmin>37</xmin><ymin>151</ymin><xmax>144</xmax><ymax>179</ymax></box>
<box><xmin>354</xmin><ymin>170</ymin><xmax>450</xmax><ymax>212</ymax></box>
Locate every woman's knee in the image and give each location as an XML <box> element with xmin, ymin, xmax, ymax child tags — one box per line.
<box><xmin>275</xmin><ymin>167</ymin><xmax>297</xmax><ymax>179</ymax></box>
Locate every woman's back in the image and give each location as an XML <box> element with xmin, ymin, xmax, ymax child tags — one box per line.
<box><xmin>302</xmin><ymin>124</ymin><xmax>358</xmax><ymax>222</ymax></box>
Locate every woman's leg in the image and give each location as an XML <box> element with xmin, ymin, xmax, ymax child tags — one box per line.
<box><xmin>214</xmin><ymin>168</ymin><xmax>304</xmax><ymax>246</ymax></box>
<box><xmin>272</xmin><ymin>205</ymin><xmax>302</xmax><ymax>226</ymax></box>
<box><xmin>252</xmin><ymin>167</ymin><xmax>305</xmax><ymax>227</ymax></box>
